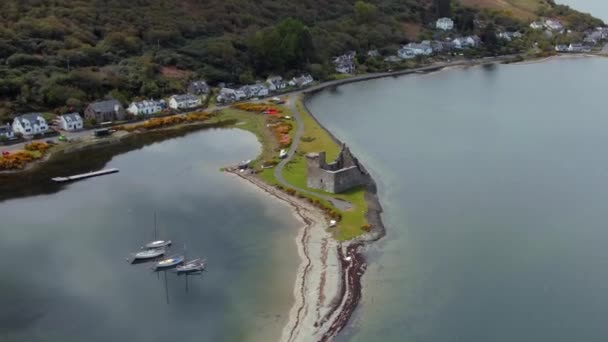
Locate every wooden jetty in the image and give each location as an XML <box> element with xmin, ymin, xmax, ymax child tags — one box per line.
<box><xmin>52</xmin><ymin>168</ymin><xmax>119</xmax><ymax>183</ymax></box>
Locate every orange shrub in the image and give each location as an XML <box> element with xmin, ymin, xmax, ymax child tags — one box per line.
<box><xmin>232</xmin><ymin>103</ymin><xmax>281</xmax><ymax>114</ymax></box>
<box><xmin>114</xmin><ymin>112</ymin><xmax>210</xmax><ymax>132</ymax></box>
<box><xmin>25</xmin><ymin>142</ymin><xmax>50</xmax><ymax>152</ymax></box>
<box><xmin>0</xmin><ymin>151</ymin><xmax>40</xmax><ymax>170</ymax></box>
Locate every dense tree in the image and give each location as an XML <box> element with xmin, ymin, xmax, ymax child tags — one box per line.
<box><xmin>434</xmin><ymin>0</ymin><xmax>452</xmax><ymax>18</ymax></box>
<box><xmin>355</xmin><ymin>1</ymin><xmax>378</xmax><ymax>23</ymax></box>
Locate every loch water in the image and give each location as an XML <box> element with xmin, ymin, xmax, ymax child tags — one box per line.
<box><xmin>307</xmin><ymin>57</ymin><xmax>608</xmax><ymax>342</ymax></box>
<box><xmin>0</xmin><ymin>129</ymin><xmax>300</xmax><ymax>342</ymax></box>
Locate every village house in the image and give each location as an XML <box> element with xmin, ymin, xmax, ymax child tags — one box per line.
<box><xmin>235</xmin><ymin>89</ymin><xmax>247</xmax><ymax>100</ymax></box>
<box><xmin>217</xmin><ymin>88</ymin><xmax>238</xmax><ymax>103</ymax></box>
<box><xmin>250</xmin><ymin>83</ymin><xmax>269</xmax><ymax>97</ymax></box>
<box><xmin>334</xmin><ymin>51</ymin><xmax>357</xmax><ymax>74</ymax></box>
<box><xmin>289</xmin><ymin>74</ymin><xmax>314</xmax><ymax>87</ymax></box>
<box><xmin>187</xmin><ymin>80</ymin><xmax>210</xmax><ymax>95</ymax></box>
<box><xmin>12</xmin><ymin>113</ymin><xmax>49</xmax><ymax>136</ymax></box>
<box><xmin>85</xmin><ymin>99</ymin><xmax>125</xmax><ymax>123</ymax></box>
<box><xmin>397</xmin><ymin>47</ymin><xmax>415</xmax><ymax>59</ymax></box>
<box><xmin>58</xmin><ymin>113</ymin><xmax>84</xmax><ymax>131</ymax></box>
<box><xmin>367</xmin><ymin>50</ymin><xmax>381</xmax><ymax>58</ymax></box>
<box><xmin>238</xmin><ymin>83</ymin><xmax>269</xmax><ymax>99</ymax></box>
<box><xmin>531</xmin><ymin>18</ymin><xmax>564</xmax><ymax>32</ymax></box>
<box><xmin>452</xmin><ymin>36</ymin><xmax>478</xmax><ymax>49</ymax></box>
<box><xmin>398</xmin><ymin>42</ymin><xmax>433</xmax><ymax>58</ymax></box>
<box><xmin>0</xmin><ymin>124</ymin><xmax>15</xmax><ymax>140</ymax></box>
<box><xmin>128</xmin><ymin>99</ymin><xmax>165</xmax><ymax>116</ymax></box>
<box><xmin>266</xmin><ymin>76</ymin><xmax>287</xmax><ymax>91</ymax></box>
<box><xmin>169</xmin><ymin>94</ymin><xmax>201</xmax><ymax>110</ymax></box>
<box><xmin>498</xmin><ymin>31</ymin><xmax>523</xmax><ymax>41</ymax></box>
<box><xmin>436</xmin><ymin>17</ymin><xmax>454</xmax><ymax>31</ymax></box>
<box><xmin>545</xmin><ymin>18</ymin><xmax>564</xmax><ymax>31</ymax></box>
<box><xmin>530</xmin><ymin>20</ymin><xmax>544</xmax><ymax>30</ymax></box>
<box><xmin>555</xmin><ymin>43</ymin><xmax>592</xmax><ymax>53</ymax></box>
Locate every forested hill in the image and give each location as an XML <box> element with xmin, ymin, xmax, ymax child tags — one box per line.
<box><xmin>0</xmin><ymin>0</ymin><xmax>600</xmax><ymax>119</ymax></box>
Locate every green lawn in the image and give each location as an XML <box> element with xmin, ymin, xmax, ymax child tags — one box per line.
<box><xmin>220</xmin><ymin>99</ymin><xmax>370</xmax><ymax>241</ymax></box>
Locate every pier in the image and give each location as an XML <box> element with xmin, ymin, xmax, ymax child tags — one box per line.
<box><xmin>51</xmin><ymin>168</ymin><xmax>119</xmax><ymax>183</ymax></box>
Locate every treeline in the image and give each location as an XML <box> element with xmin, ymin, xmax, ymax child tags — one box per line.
<box><xmin>0</xmin><ymin>0</ymin><xmax>602</xmax><ymax>121</ymax></box>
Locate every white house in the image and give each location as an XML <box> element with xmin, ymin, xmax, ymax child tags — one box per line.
<box><xmin>59</xmin><ymin>113</ymin><xmax>83</xmax><ymax>131</ymax></box>
<box><xmin>436</xmin><ymin>17</ymin><xmax>454</xmax><ymax>31</ymax></box>
<box><xmin>0</xmin><ymin>124</ymin><xmax>15</xmax><ymax>139</ymax></box>
<box><xmin>266</xmin><ymin>76</ymin><xmax>287</xmax><ymax>91</ymax></box>
<box><xmin>530</xmin><ymin>20</ymin><xmax>544</xmax><ymax>29</ymax></box>
<box><xmin>498</xmin><ymin>31</ymin><xmax>523</xmax><ymax>41</ymax></box>
<box><xmin>128</xmin><ymin>100</ymin><xmax>165</xmax><ymax>116</ymax></box>
<box><xmin>12</xmin><ymin>113</ymin><xmax>49</xmax><ymax>136</ymax></box>
<box><xmin>168</xmin><ymin>94</ymin><xmax>202</xmax><ymax>110</ymax></box>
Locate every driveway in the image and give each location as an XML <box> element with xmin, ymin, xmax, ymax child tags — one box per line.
<box><xmin>272</xmin><ymin>94</ymin><xmax>353</xmax><ymax>211</ymax></box>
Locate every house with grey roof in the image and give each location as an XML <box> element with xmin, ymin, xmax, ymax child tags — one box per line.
<box><xmin>127</xmin><ymin>99</ymin><xmax>165</xmax><ymax>116</ymax></box>
<box><xmin>266</xmin><ymin>76</ymin><xmax>287</xmax><ymax>91</ymax></box>
<box><xmin>168</xmin><ymin>94</ymin><xmax>201</xmax><ymax>110</ymax></box>
<box><xmin>85</xmin><ymin>99</ymin><xmax>125</xmax><ymax>123</ymax></box>
<box><xmin>12</xmin><ymin>113</ymin><xmax>49</xmax><ymax>136</ymax></box>
<box><xmin>0</xmin><ymin>124</ymin><xmax>15</xmax><ymax>140</ymax></box>
<box><xmin>59</xmin><ymin>113</ymin><xmax>84</xmax><ymax>131</ymax></box>
<box><xmin>217</xmin><ymin>88</ymin><xmax>238</xmax><ymax>103</ymax></box>
<box><xmin>187</xmin><ymin>80</ymin><xmax>210</xmax><ymax>95</ymax></box>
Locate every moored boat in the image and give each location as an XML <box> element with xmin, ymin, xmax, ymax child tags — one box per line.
<box><xmin>133</xmin><ymin>248</ymin><xmax>165</xmax><ymax>260</ymax></box>
<box><xmin>176</xmin><ymin>259</ymin><xmax>206</xmax><ymax>274</ymax></box>
<box><xmin>145</xmin><ymin>240</ymin><xmax>172</xmax><ymax>249</ymax></box>
<box><xmin>154</xmin><ymin>255</ymin><xmax>185</xmax><ymax>270</ymax></box>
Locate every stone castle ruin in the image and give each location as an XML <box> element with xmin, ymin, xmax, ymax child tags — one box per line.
<box><xmin>306</xmin><ymin>144</ymin><xmax>368</xmax><ymax>194</ymax></box>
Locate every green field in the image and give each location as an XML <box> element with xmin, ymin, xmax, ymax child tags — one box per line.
<box><xmin>219</xmin><ymin>100</ymin><xmax>370</xmax><ymax>240</ymax></box>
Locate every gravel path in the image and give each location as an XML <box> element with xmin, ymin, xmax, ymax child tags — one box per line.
<box><xmin>273</xmin><ymin>95</ymin><xmax>353</xmax><ymax>211</ymax></box>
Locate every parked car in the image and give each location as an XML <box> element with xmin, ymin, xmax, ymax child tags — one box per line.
<box><xmin>2</xmin><ymin>151</ymin><xmax>10</xmax><ymax>156</ymax></box>
<box><xmin>46</xmin><ymin>139</ymin><xmax>56</xmax><ymax>145</ymax></box>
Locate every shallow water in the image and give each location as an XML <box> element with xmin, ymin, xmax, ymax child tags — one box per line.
<box><xmin>0</xmin><ymin>129</ymin><xmax>299</xmax><ymax>342</ymax></box>
<box><xmin>307</xmin><ymin>57</ymin><xmax>608</xmax><ymax>342</ymax></box>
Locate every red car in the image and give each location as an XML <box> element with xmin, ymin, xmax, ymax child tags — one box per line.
<box><xmin>2</xmin><ymin>151</ymin><xmax>10</xmax><ymax>156</ymax></box>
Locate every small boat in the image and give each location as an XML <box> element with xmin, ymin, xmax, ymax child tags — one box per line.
<box><xmin>133</xmin><ymin>248</ymin><xmax>165</xmax><ymax>260</ymax></box>
<box><xmin>279</xmin><ymin>149</ymin><xmax>288</xmax><ymax>159</ymax></box>
<box><xmin>145</xmin><ymin>240</ymin><xmax>172</xmax><ymax>249</ymax></box>
<box><xmin>154</xmin><ymin>255</ymin><xmax>185</xmax><ymax>270</ymax></box>
<box><xmin>176</xmin><ymin>259</ymin><xmax>206</xmax><ymax>274</ymax></box>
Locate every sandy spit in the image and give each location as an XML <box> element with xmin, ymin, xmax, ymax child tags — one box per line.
<box><xmin>226</xmin><ymin>170</ymin><xmax>369</xmax><ymax>342</ymax></box>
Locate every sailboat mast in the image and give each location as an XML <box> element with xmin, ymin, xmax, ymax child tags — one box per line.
<box><xmin>154</xmin><ymin>211</ymin><xmax>157</xmax><ymax>240</ymax></box>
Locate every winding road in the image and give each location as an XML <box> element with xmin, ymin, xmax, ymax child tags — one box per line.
<box><xmin>273</xmin><ymin>95</ymin><xmax>353</xmax><ymax>211</ymax></box>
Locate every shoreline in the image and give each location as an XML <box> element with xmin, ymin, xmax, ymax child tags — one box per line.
<box><xmin>226</xmin><ymin>170</ymin><xmax>355</xmax><ymax>341</ymax></box>
<box><xmin>3</xmin><ymin>52</ymin><xmax>606</xmax><ymax>339</ymax></box>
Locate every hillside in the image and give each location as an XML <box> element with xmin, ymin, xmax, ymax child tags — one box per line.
<box><xmin>0</xmin><ymin>0</ymin><xmax>602</xmax><ymax>119</ymax></box>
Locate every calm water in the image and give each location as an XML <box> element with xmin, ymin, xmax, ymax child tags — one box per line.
<box><xmin>308</xmin><ymin>57</ymin><xmax>608</xmax><ymax>342</ymax></box>
<box><xmin>0</xmin><ymin>129</ymin><xmax>299</xmax><ymax>342</ymax></box>
<box><xmin>559</xmin><ymin>0</ymin><xmax>608</xmax><ymax>21</ymax></box>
